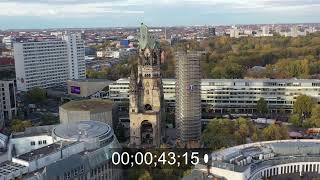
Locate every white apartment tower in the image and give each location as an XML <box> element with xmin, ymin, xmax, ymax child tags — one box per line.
<box><xmin>62</xmin><ymin>34</ymin><xmax>86</xmax><ymax>80</ymax></box>
<box><xmin>14</xmin><ymin>34</ymin><xmax>85</xmax><ymax>91</ymax></box>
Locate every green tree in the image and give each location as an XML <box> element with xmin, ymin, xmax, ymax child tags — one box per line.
<box><xmin>293</xmin><ymin>95</ymin><xmax>314</xmax><ymax>123</ymax></box>
<box><xmin>252</xmin><ymin>131</ymin><xmax>260</xmax><ymax>142</ymax></box>
<box><xmin>262</xmin><ymin>123</ymin><xmax>289</xmax><ymax>141</ymax></box>
<box><xmin>306</xmin><ymin>105</ymin><xmax>320</xmax><ymax>127</ymax></box>
<box><xmin>202</xmin><ymin>118</ymin><xmax>236</xmax><ymax>150</ymax></box>
<box><xmin>40</xmin><ymin>113</ymin><xmax>59</xmax><ymax>125</ymax></box>
<box><xmin>10</xmin><ymin>119</ymin><xmax>32</xmax><ymax>133</ymax></box>
<box><xmin>289</xmin><ymin>114</ymin><xmax>301</xmax><ymax>127</ymax></box>
<box><xmin>25</xmin><ymin>87</ymin><xmax>46</xmax><ymax>103</ymax></box>
<box><xmin>236</xmin><ymin>117</ymin><xmax>251</xmax><ymax>144</ymax></box>
<box><xmin>256</xmin><ymin>98</ymin><xmax>268</xmax><ymax>117</ymax></box>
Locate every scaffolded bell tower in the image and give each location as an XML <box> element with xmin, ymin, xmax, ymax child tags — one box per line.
<box><xmin>129</xmin><ymin>23</ymin><xmax>164</xmax><ymax>147</ymax></box>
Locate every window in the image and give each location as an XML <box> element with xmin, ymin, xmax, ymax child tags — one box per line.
<box><xmin>38</xmin><ymin>141</ymin><xmax>42</xmax><ymax>145</ymax></box>
<box><xmin>31</xmin><ymin>141</ymin><xmax>35</xmax><ymax>146</ymax></box>
<box><xmin>43</xmin><ymin>140</ymin><xmax>47</xmax><ymax>144</ymax></box>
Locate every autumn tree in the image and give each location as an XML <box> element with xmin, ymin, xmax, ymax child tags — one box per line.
<box><xmin>293</xmin><ymin>95</ymin><xmax>314</xmax><ymax>123</ymax></box>
<box><xmin>262</xmin><ymin>123</ymin><xmax>289</xmax><ymax>141</ymax></box>
<box><xmin>306</xmin><ymin>105</ymin><xmax>320</xmax><ymax>128</ymax></box>
<box><xmin>10</xmin><ymin>119</ymin><xmax>32</xmax><ymax>133</ymax></box>
<box><xmin>202</xmin><ymin>118</ymin><xmax>236</xmax><ymax>150</ymax></box>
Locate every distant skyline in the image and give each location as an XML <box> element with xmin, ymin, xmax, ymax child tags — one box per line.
<box><xmin>0</xmin><ymin>0</ymin><xmax>319</xmax><ymax>29</ymax></box>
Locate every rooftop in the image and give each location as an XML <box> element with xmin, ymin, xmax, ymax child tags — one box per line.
<box><xmin>113</xmin><ymin>78</ymin><xmax>320</xmax><ymax>84</ymax></box>
<box><xmin>60</xmin><ymin>99</ymin><xmax>113</xmax><ymax>112</ymax></box>
<box><xmin>17</xmin><ymin>141</ymin><xmax>73</xmax><ymax>161</ymax></box>
<box><xmin>52</xmin><ymin>121</ymin><xmax>112</xmax><ymax>141</ymax></box>
<box><xmin>210</xmin><ymin>139</ymin><xmax>320</xmax><ymax>173</ymax></box>
<box><xmin>68</xmin><ymin>79</ymin><xmax>114</xmax><ymax>83</ymax></box>
<box><xmin>12</xmin><ymin>125</ymin><xmax>55</xmax><ymax>138</ymax></box>
<box><xmin>0</xmin><ymin>161</ymin><xmax>27</xmax><ymax>177</ymax></box>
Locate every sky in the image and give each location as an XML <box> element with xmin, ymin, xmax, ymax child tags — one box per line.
<box><xmin>0</xmin><ymin>0</ymin><xmax>319</xmax><ymax>29</ymax></box>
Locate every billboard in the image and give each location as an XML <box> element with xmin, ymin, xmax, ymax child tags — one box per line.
<box><xmin>71</xmin><ymin>86</ymin><xmax>81</xmax><ymax>94</ymax></box>
<box><xmin>120</xmin><ymin>39</ymin><xmax>129</xmax><ymax>47</ymax></box>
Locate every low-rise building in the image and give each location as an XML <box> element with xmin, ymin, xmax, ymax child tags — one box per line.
<box><xmin>67</xmin><ymin>79</ymin><xmax>113</xmax><ymax>98</ymax></box>
<box><xmin>1</xmin><ymin>121</ymin><xmax>121</xmax><ymax>180</ymax></box>
<box><xmin>59</xmin><ymin>99</ymin><xmax>115</xmax><ymax>126</ymax></box>
<box><xmin>109</xmin><ymin>78</ymin><xmax>320</xmax><ymax>115</ymax></box>
<box><xmin>187</xmin><ymin>139</ymin><xmax>320</xmax><ymax>180</ymax></box>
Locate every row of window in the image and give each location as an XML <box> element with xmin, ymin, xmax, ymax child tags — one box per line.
<box><xmin>30</xmin><ymin>140</ymin><xmax>47</xmax><ymax>146</ymax></box>
<box><xmin>64</xmin><ymin>165</ymin><xmax>85</xmax><ymax>179</ymax></box>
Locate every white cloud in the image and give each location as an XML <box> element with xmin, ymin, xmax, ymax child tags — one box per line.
<box><xmin>0</xmin><ymin>0</ymin><xmax>318</xmax><ymax>18</ymax></box>
<box><xmin>0</xmin><ymin>1</ymin><xmax>143</xmax><ymax>17</ymax></box>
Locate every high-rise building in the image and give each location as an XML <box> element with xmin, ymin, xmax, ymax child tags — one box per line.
<box><xmin>0</xmin><ymin>80</ymin><xmax>17</xmax><ymax>126</ymax></box>
<box><xmin>175</xmin><ymin>51</ymin><xmax>201</xmax><ymax>147</ymax></box>
<box><xmin>14</xmin><ymin>34</ymin><xmax>85</xmax><ymax>91</ymax></box>
<box><xmin>62</xmin><ymin>34</ymin><xmax>86</xmax><ymax>80</ymax></box>
<box><xmin>208</xmin><ymin>27</ymin><xmax>216</xmax><ymax>37</ymax></box>
<box><xmin>129</xmin><ymin>23</ymin><xmax>164</xmax><ymax>147</ymax></box>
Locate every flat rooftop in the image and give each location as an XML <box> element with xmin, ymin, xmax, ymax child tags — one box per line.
<box><xmin>0</xmin><ymin>161</ymin><xmax>27</xmax><ymax>177</ymax></box>
<box><xmin>60</xmin><ymin>99</ymin><xmax>113</xmax><ymax>112</ymax></box>
<box><xmin>211</xmin><ymin>140</ymin><xmax>320</xmax><ymax>172</ymax></box>
<box><xmin>12</xmin><ymin>125</ymin><xmax>56</xmax><ymax>138</ymax></box>
<box><xmin>17</xmin><ymin>141</ymin><xmax>73</xmax><ymax>161</ymax></box>
<box><xmin>52</xmin><ymin>121</ymin><xmax>112</xmax><ymax>141</ymax></box>
<box><xmin>69</xmin><ymin>79</ymin><xmax>114</xmax><ymax>83</ymax></box>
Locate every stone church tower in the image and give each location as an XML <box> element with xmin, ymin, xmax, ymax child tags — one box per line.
<box><xmin>129</xmin><ymin>23</ymin><xmax>164</xmax><ymax>147</ymax></box>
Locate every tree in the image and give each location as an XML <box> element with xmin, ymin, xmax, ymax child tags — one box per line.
<box><xmin>139</xmin><ymin>170</ymin><xmax>152</xmax><ymax>180</ymax></box>
<box><xmin>306</xmin><ymin>105</ymin><xmax>320</xmax><ymax>128</ymax></box>
<box><xmin>256</xmin><ymin>98</ymin><xmax>268</xmax><ymax>117</ymax></box>
<box><xmin>262</xmin><ymin>123</ymin><xmax>289</xmax><ymax>141</ymax></box>
<box><xmin>289</xmin><ymin>114</ymin><xmax>301</xmax><ymax>127</ymax></box>
<box><xmin>252</xmin><ymin>131</ymin><xmax>260</xmax><ymax>142</ymax></box>
<box><xmin>25</xmin><ymin>87</ymin><xmax>46</xmax><ymax>103</ymax></box>
<box><xmin>202</xmin><ymin>119</ymin><xmax>236</xmax><ymax>150</ymax></box>
<box><xmin>40</xmin><ymin>113</ymin><xmax>59</xmax><ymax>125</ymax></box>
<box><xmin>293</xmin><ymin>95</ymin><xmax>314</xmax><ymax>123</ymax></box>
<box><xmin>10</xmin><ymin>119</ymin><xmax>32</xmax><ymax>133</ymax></box>
<box><xmin>236</xmin><ymin>117</ymin><xmax>251</xmax><ymax>144</ymax></box>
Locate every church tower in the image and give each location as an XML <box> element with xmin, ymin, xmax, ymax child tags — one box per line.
<box><xmin>129</xmin><ymin>23</ymin><xmax>164</xmax><ymax>147</ymax></box>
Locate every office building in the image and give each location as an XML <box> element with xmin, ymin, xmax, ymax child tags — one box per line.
<box><xmin>175</xmin><ymin>51</ymin><xmax>201</xmax><ymax>147</ymax></box>
<box><xmin>4</xmin><ymin>121</ymin><xmax>121</xmax><ymax>180</ymax></box>
<box><xmin>14</xmin><ymin>34</ymin><xmax>85</xmax><ymax>91</ymax></box>
<box><xmin>0</xmin><ymin>80</ymin><xmax>17</xmax><ymax>126</ymax></box>
<box><xmin>59</xmin><ymin>99</ymin><xmax>114</xmax><ymax>126</ymax></box>
<box><xmin>109</xmin><ymin>78</ymin><xmax>320</xmax><ymax>115</ymax></box>
<box><xmin>186</xmin><ymin>139</ymin><xmax>320</xmax><ymax>180</ymax></box>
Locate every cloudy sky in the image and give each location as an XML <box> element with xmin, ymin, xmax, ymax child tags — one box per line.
<box><xmin>0</xmin><ymin>0</ymin><xmax>319</xmax><ymax>29</ymax></box>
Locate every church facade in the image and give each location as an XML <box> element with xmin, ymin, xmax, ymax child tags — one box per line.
<box><xmin>129</xmin><ymin>23</ymin><xmax>164</xmax><ymax>147</ymax></box>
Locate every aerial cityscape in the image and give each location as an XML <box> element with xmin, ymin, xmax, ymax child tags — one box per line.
<box><xmin>1</xmin><ymin>0</ymin><xmax>320</xmax><ymax>180</ymax></box>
